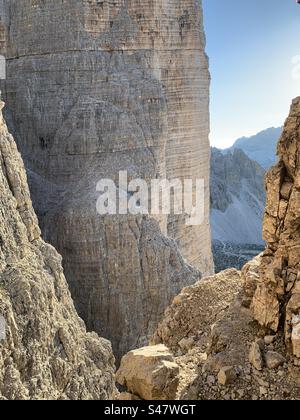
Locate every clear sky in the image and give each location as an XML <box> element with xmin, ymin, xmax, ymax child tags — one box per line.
<box><xmin>203</xmin><ymin>0</ymin><xmax>300</xmax><ymax>149</ymax></box>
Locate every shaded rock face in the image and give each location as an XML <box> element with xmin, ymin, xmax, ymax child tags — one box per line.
<box><xmin>244</xmin><ymin>97</ymin><xmax>300</xmax><ymax>364</ymax></box>
<box><xmin>0</xmin><ymin>100</ymin><xmax>115</xmax><ymax>400</ymax></box>
<box><xmin>210</xmin><ymin>148</ymin><xmax>266</xmax><ymax>244</ymax></box>
<box><xmin>210</xmin><ymin>148</ymin><xmax>266</xmax><ymax>272</ymax></box>
<box><xmin>0</xmin><ymin>0</ymin><xmax>213</xmax><ymax>358</ymax></box>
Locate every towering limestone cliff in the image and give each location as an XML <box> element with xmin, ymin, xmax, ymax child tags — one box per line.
<box><xmin>0</xmin><ymin>0</ymin><xmax>213</xmax><ymax>357</ymax></box>
<box><xmin>0</xmin><ymin>99</ymin><xmax>115</xmax><ymax>400</ymax></box>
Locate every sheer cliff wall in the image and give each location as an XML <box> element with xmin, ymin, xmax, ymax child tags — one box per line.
<box><xmin>0</xmin><ymin>0</ymin><xmax>213</xmax><ymax>357</ymax></box>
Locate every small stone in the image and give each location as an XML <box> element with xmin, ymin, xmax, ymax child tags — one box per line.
<box><xmin>178</xmin><ymin>337</ymin><xmax>195</xmax><ymax>352</ymax></box>
<box><xmin>198</xmin><ymin>352</ymin><xmax>208</xmax><ymax>362</ymax></box>
<box><xmin>277</xmin><ymin>370</ymin><xmax>285</xmax><ymax>377</ymax></box>
<box><xmin>237</xmin><ymin>389</ymin><xmax>245</xmax><ymax>398</ymax></box>
<box><xmin>265</xmin><ymin>352</ymin><xmax>286</xmax><ymax>370</ymax></box>
<box><xmin>207</xmin><ymin>375</ymin><xmax>215</xmax><ymax>386</ymax></box>
<box><xmin>249</xmin><ymin>342</ymin><xmax>264</xmax><ymax>371</ymax></box>
<box><xmin>260</xmin><ymin>387</ymin><xmax>268</xmax><ymax>397</ymax></box>
<box><xmin>256</xmin><ymin>338</ymin><xmax>265</xmax><ymax>351</ymax></box>
<box><xmin>264</xmin><ymin>335</ymin><xmax>276</xmax><ymax>346</ymax></box>
<box><xmin>244</xmin><ymin>366</ymin><xmax>251</xmax><ymax>375</ymax></box>
<box><xmin>256</xmin><ymin>377</ymin><xmax>269</xmax><ymax>388</ymax></box>
<box><xmin>218</xmin><ymin>366</ymin><xmax>237</xmax><ymax>386</ymax></box>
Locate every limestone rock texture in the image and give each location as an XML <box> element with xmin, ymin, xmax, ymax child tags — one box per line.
<box><xmin>152</xmin><ymin>269</ymin><xmax>243</xmax><ymax>354</ymax></box>
<box><xmin>147</xmin><ymin>267</ymin><xmax>300</xmax><ymax>400</ymax></box>
<box><xmin>243</xmin><ymin>97</ymin><xmax>300</xmax><ymax>365</ymax></box>
<box><xmin>119</xmin><ymin>102</ymin><xmax>300</xmax><ymax>399</ymax></box>
<box><xmin>0</xmin><ymin>99</ymin><xmax>115</xmax><ymax>400</ymax></box>
<box><xmin>0</xmin><ymin>0</ymin><xmax>213</xmax><ymax>358</ymax></box>
<box><xmin>116</xmin><ymin>344</ymin><xmax>179</xmax><ymax>400</ymax></box>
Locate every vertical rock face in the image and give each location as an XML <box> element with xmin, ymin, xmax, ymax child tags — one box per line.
<box><xmin>0</xmin><ymin>99</ymin><xmax>115</xmax><ymax>400</ymax></box>
<box><xmin>244</xmin><ymin>97</ymin><xmax>300</xmax><ymax>364</ymax></box>
<box><xmin>0</xmin><ymin>0</ymin><xmax>213</xmax><ymax>358</ymax></box>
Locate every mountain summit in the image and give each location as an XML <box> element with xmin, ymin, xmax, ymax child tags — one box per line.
<box><xmin>227</xmin><ymin>127</ymin><xmax>282</xmax><ymax>169</ymax></box>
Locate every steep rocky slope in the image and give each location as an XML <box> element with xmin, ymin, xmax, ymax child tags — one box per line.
<box><xmin>211</xmin><ymin>148</ymin><xmax>266</xmax><ymax>244</ymax></box>
<box><xmin>245</xmin><ymin>96</ymin><xmax>300</xmax><ymax>361</ymax></box>
<box><xmin>0</xmin><ymin>0</ymin><xmax>213</xmax><ymax>358</ymax></box>
<box><xmin>119</xmin><ymin>98</ymin><xmax>300</xmax><ymax>400</ymax></box>
<box><xmin>210</xmin><ymin>148</ymin><xmax>266</xmax><ymax>271</ymax></box>
<box><xmin>228</xmin><ymin>127</ymin><xmax>282</xmax><ymax>169</ymax></box>
<box><xmin>0</xmin><ymin>99</ymin><xmax>115</xmax><ymax>400</ymax></box>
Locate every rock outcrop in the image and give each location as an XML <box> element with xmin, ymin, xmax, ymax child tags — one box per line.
<box><xmin>116</xmin><ymin>344</ymin><xmax>179</xmax><ymax>400</ymax></box>
<box><xmin>118</xmin><ymin>99</ymin><xmax>300</xmax><ymax>400</ymax></box>
<box><xmin>0</xmin><ymin>99</ymin><xmax>115</xmax><ymax>400</ymax></box>
<box><xmin>244</xmin><ymin>97</ymin><xmax>300</xmax><ymax>365</ymax></box>
<box><xmin>0</xmin><ymin>0</ymin><xmax>213</xmax><ymax>358</ymax></box>
<box><xmin>152</xmin><ymin>269</ymin><xmax>243</xmax><ymax>354</ymax></box>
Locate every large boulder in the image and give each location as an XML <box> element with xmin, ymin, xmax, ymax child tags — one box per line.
<box><xmin>116</xmin><ymin>345</ymin><xmax>179</xmax><ymax>400</ymax></box>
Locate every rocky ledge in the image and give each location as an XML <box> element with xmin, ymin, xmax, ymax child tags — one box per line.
<box><xmin>117</xmin><ymin>99</ymin><xmax>300</xmax><ymax>401</ymax></box>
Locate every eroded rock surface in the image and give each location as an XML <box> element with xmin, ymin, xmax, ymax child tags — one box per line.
<box><xmin>244</xmin><ymin>97</ymin><xmax>300</xmax><ymax>365</ymax></box>
<box><xmin>152</xmin><ymin>269</ymin><xmax>243</xmax><ymax>354</ymax></box>
<box><xmin>0</xmin><ymin>0</ymin><xmax>213</xmax><ymax>359</ymax></box>
<box><xmin>119</xmin><ymin>99</ymin><xmax>300</xmax><ymax>400</ymax></box>
<box><xmin>0</xmin><ymin>99</ymin><xmax>115</xmax><ymax>400</ymax></box>
<box><xmin>116</xmin><ymin>344</ymin><xmax>179</xmax><ymax>400</ymax></box>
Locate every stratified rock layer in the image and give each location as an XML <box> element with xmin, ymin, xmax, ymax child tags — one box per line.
<box><xmin>0</xmin><ymin>100</ymin><xmax>115</xmax><ymax>400</ymax></box>
<box><xmin>0</xmin><ymin>0</ymin><xmax>213</xmax><ymax>358</ymax></box>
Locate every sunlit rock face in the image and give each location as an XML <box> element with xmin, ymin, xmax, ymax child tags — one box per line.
<box><xmin>0</xmin><ymin>99</ymin><xmax>116</xmax><ymax>400</ymax></box>
<box><xmin>244</xmin><ymin>97</ymin><xmax>300</xmax><ymax>364</ymax></box>
<box><xmin>0</xmin><ymin>0</ymin><xmax>213</xmax><ymax>358</ymax></box>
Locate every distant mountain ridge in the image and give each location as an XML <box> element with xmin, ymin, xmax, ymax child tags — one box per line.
<box><xmin>225</xmin><ymin>127</ymin><xmax>282</xmax><ymax>169</ymax></box>
<box><xmin>210</xmin><ymin>147</ymin><xmax>266</xmax><ymax>245</ymax></box>
<box><xmin>210</xmin><ymin>147</ymin><xmax>266</xmax><ymax>272</ymax></box>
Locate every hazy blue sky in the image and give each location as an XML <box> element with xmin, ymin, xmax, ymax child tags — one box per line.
<box><xmin>203</xmin><ymin>0</ymin><xmax>300</xmax><ymax>148</ymax></box>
